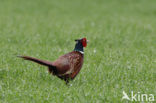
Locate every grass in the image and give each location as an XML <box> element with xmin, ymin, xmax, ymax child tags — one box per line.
<box><xmin>0</xmin><ymin>0</ymin><xmax>156</xmax><ymax>102</ymax></box>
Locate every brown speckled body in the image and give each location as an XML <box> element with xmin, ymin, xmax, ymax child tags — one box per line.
<box><xmin>49</xmin><ymin>51</ymin><xmax>83</xmax><ymax>82</ymax></box>
<box><xmin>18</xmin><ymin>51</ymin><xmax>83</xmax><ymax>83</ymax></box>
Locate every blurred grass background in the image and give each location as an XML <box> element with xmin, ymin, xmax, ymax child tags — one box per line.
<box><xmin>0</xmin><ymin>0</ymin><xmax>156</xmax><ymax>102</ymax></box>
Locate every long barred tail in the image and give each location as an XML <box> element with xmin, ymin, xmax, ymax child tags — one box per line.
<box><xmin>17</xmin><ymin>55</ymin><xmax>54</xmax><ymax>67</ymax></box>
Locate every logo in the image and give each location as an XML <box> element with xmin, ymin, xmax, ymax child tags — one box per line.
<box><xmin>122</xmin><ymin>91</ymin><xmax>155</xmax><ymax>102</ymax></box>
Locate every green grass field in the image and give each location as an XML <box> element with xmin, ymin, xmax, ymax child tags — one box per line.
<box><xmin>0</xmin><ymin>0</ymin><xmax>156</xmax><ymax>102</ymax></box>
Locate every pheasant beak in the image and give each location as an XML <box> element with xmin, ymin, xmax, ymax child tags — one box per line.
<box><xmin>75</xmin><ymin>39</ymin><xmax>89</xmax><ymax>42</ymax></box>
<box><xmin>75</xmin><ymin>39</ymin><xmax>79</xmax><ymax>42</ymax></box>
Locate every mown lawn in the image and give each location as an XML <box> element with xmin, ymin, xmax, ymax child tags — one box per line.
<box><xmin>0</xmin><ymin>0</ymin><xmax>156</xmax><ymax>102</ymax></box>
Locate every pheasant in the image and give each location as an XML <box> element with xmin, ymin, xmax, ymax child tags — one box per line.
<box><xmin>18</xmin><ymin>38</ymin><xmax>88</xmax><ymax>84</ymax></box>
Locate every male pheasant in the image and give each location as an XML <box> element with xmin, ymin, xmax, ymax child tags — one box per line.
<box><xmin>18</xmin><ymin>38</ymin><xmax>88</xmax><ymax>84</ymax></box>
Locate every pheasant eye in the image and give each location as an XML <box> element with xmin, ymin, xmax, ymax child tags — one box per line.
<box><xmin>82</xmin><ymin>38</ymin><xmax>87</xmax><ymax>47</ymax></box>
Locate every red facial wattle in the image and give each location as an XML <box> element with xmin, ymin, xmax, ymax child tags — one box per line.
<box><xmin>81</xmin><ymin>38</ymin><xmax>87</xmax><ymax>47</ymax></box>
